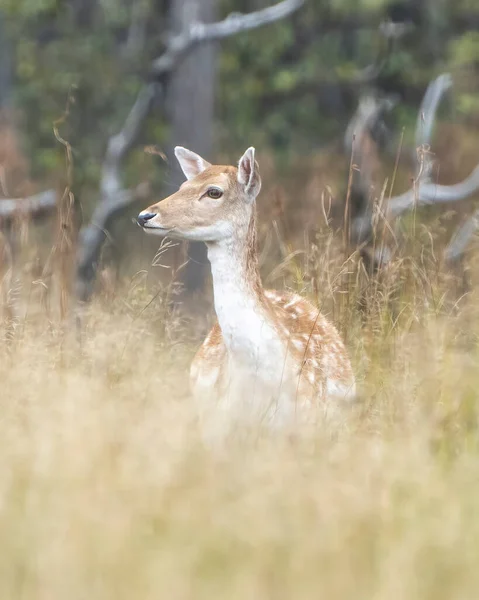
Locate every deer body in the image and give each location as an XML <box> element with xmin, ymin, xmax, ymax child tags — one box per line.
<box><xmin>138</xmin><ymin>146</ymin><xmax>356</xmax><ymax>444</ymax></box>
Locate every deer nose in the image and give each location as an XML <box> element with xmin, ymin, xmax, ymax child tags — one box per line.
<box><xmin>137</xmin><ymin>212</ymin><xmax>157</xmax><ymax>227</ymax></box>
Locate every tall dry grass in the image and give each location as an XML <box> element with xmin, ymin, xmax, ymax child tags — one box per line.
<box><xmin>1</xmin><ymin>212</ymin><xmax>479</xmax><ymax>599</ymax></box>
<box><xmin>0</xmin><ymin>113</ymin><xmax>479</xmax><ymax>597</ymax></box>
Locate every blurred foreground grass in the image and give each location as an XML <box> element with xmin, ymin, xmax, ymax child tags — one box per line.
<box><xmin>0</xmin><ymin>264</ymin><xmax>479</xmax><ymax>600</ymax></box>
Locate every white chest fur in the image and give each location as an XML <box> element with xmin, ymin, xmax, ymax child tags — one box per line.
<box><xmin>192</xmin><ymin>241</ymin><xmax>299</xmax><ymax>445</ymax></box>
<box><xmin>208</xmin><ymin>241</ymin><xmax>288</xmax><ymax>389</ymax></box>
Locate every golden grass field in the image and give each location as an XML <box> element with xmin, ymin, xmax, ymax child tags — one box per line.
<box><xmin>1</xmin><ymin>207</ymin><xmax>479</xmax><ymax>600</ymax></box>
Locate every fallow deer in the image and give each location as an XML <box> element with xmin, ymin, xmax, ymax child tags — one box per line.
<box><xmin>138</xmin><ymin>147</ymin><xmax>356</xmax><ymax>443</ymax></box>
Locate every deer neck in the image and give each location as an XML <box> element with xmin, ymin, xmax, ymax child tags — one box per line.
<box><xmin>206</xmin><ymin>209</ymin><xmax>282</xmax><ymax>369</ymax></box>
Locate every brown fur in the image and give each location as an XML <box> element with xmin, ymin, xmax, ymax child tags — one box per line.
<box><xmin>140</xmin><ymin>148</ymin><xmax>356</xmax><ymax>416</ymax></box>
<box><xmin>191</xmin><ymin>286</ymin><xmax>355</xmax><ymax>403</ymax></box>
<box><xmin>144</xmin><ymin>166</ymin><xmax>240</xmax><ymax>237</ymax></box>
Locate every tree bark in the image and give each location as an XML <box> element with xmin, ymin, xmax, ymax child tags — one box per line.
<box><xmin>166</xmin><ymin>0</ymin><xmax>218</xmax><ymax>296</ymax></box>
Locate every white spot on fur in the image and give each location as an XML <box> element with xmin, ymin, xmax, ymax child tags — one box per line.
<box><xmin>284</xmin><ymin>297</ymin><xmax>299</xmax><ymax>309</ymax></box>
<box><xmin>292</xmin><ymin>339</ymin><xmax>304</xmax><ymax>352</ymax></box>
<box><xmin>326</xmin><ymin>378</ymin><xmax>356</xmax><ymax>402</ymax></box>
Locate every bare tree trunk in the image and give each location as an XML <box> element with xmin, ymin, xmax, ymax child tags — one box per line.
<box><xmin>166</xmin><ymin>0</ymin><xmax>218</xmax><ymax>296</ymax></box>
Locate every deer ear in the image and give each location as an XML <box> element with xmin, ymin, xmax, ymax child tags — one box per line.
<box><xmin>174</xmin><ymin>146</ymin><xmax>211</xmax><ymax>180</ymax></box>
<box><xmin>238</xmin><ymin>147</ymin><xmax>261</xmax><ymax>199</ymax></box>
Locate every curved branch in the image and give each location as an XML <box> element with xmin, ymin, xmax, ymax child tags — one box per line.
<box><xmin>415</xmin><ymin>73</ymin><xmax>452</xmax><ymax>150</ymax></box>
<box><xmin>150</xmin><ymin>0</ymin><xmax>305</xmax><ymax>79</ymax></box>
<box><xmin>0</xmin><ymin>190</ymin><xmax>56</xmax><ymax>220</ymax></box>
<box><xmin>75</xmin><ymin>82</ymin><xmax>158</xmax><ymax>303</ymax></box>
<box><xmin>389</xmin><ymin>164</ymin><xmax>479</xmax><ymax>217</ymax></box>
<box><xmin>349</xmin><ymin>73</ymin><xmax>479</xmax><ymax>249</ymax></box>
<box><xmin>75</xmin><ymin>0</ymin><xmax>305</xmax><ymax>304</ymax></box>
<box><xmin>75</xmin><ymin>185</ymin><xmax>149</xmax><ymax>303</ymax></box>
<box><xmin>444</xmin><ymin>209</ymin><xmax>479</xmax><ymax>264</ymax></box>
<box><xmin>101</xmin><ymin>83</ymin><xmax>158</xmax><ymax>199</ymax></box>
<box><xmin>192</xmin><ymin>0</ymin><xmax>305</xmax><ymax>40</ymax></box>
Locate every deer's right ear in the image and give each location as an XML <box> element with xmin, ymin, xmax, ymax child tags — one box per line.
<box><xmin>174</xmin><ymin>146</ymin><xmax>211</xmax><ymax>181</ymax></box>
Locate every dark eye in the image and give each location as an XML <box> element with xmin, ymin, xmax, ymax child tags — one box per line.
<box><xmin>206</xmin><ymin>187</ymin><xmax>223</xmax><ymax>199</ymax></box>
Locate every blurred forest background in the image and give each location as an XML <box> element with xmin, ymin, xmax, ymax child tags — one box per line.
<box><xmin>2</xmin><ymin>4</ymin><xmax>479</xmax><ymax>597</ymax></box>
<box><xmin>0</xmin><ymin>0</ymin><xmax>478</xmax><ymax>319</ymax></box>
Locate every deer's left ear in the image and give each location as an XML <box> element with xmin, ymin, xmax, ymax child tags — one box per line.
<box><xmin>237</xmin><ymin>147</ymin><xmax>261</xmax><ymax>199</ymax></box>
<box><xmin>174</xmin><ymin>146</ymin><xmax>211</xmax><ymax>180</ymax></box>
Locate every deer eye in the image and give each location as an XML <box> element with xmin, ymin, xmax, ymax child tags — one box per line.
<box><xmin>206</xmin><ymin>187</ymin><xmax>223</xmax><ymax>199</ymax></box>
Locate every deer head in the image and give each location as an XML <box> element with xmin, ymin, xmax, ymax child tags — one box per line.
<box><xmin>137</xmin><ymin>146</ymin><xmax>261</xmax><ymax>242</ymax></box>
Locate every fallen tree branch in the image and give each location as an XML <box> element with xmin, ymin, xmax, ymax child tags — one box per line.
<box><xmin>388</xmin><ymin>163</ymin><xmax>479</xmax><ymax>218</ymax></box>
<box><xmin>444</xmin><ymin>209</ymin><xmax>479</xmax><ymax>264</ymax></box>
<box><xmin>75</xmin><ymin>184</ymin><xmax>149</xmax><ymax>302</ymax></box>
<box><xmin>75</xmin><ymin>0</ymin><xmax>306</xmax><ymax>304</ymax></box>
<box><xmin>0</xmin><ymin>189</ymin><xmax>57</xmax><ymax>221</ymax></box>
<box><xmin>388</xmin><ymin>74</ymin><xmax>479</xmax><ymax>226</ymax></box>
<box><xmin>349</xmin><ymin>73</ymin><xmax>479</xmax><ymax>251</ymax></box>
<box><xmin>75</xmin><ymin>83</ymin><xmax>157</xmax><ymax>303</ymax></box>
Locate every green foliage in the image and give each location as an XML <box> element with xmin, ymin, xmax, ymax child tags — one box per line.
<box><xmin>6</xmin><ymin>1</ymin><xmax>155</xmax><ymax>196</ymax></box>
<box><xmin>0</xmin><ymin>0</ymin><xmax>58</xmax><ymax>17</ymax></box>
<box><xmin>2</xmin><ymin>0</ymin><xmax>478</xmax><ymax>205</ymax></box>
<box><xmin>448</xmin><ymin>32</ymin><xmax>479</xmax><ymax>117</ymax></box>
<box><xmin>450</xmin><ymin>32</ymin><xmax>479</xmax><ymax>66</ymax></box>
<box><xmin>330</xmin><ymin>0</ymin><xmax>388</xmax><ymax>12</ymax></box>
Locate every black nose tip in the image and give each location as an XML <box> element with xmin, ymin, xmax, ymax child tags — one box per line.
<box><xmin>137</xmin><ymin>212</ymin><xmax>157</xmax><ymax>227</ymax></box>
